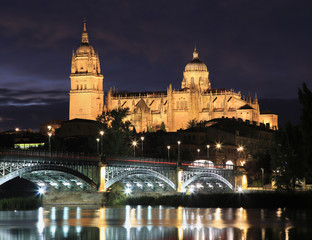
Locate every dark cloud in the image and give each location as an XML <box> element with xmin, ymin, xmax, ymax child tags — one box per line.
<box><xmin>0</xmin><ymin>0</ymin><xmax>311</xmax><ymax>129</ymax></box>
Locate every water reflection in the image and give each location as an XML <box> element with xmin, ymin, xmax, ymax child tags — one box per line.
<box><xmin>0</xmin><ymin>206</ymin><xmax>311</xmax><ymax>239</ymax></box>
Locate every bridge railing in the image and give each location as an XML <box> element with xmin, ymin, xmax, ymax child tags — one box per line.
<box><xmin>1</xmin><ymin>149</ymin><xmax>99</xmax><ymax>161</ymax></box>
<box><xmin>181</xmin><ymin>162</ymin><xmax>234</xmax><ymax>170</ymax></box>
<box><xmin>105</xmin><ymin>156</ymin><xmax>236</xmax><ymax>170</ymax></box>
<box><xmin>105</xmin><ymin>156</ymin><xmax>178</xmax><ymax>165</ymax></box>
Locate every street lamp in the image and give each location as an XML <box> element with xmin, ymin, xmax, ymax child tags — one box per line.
<box><xmin>261</xmin><ymin>168</ymin><xmax>264</xmax><ymax>188</ymax></box>
<box><xmin>99</xmin><ymin>131</ymin><xmax>104</xmax><ymax>155</ymax></box>
<box><xmin>237</xmin><ymin>146</ymin><xmax>244</xmax><ymax>165</ymax></box>
<box><xmin>206</xmin><ymin>145</ymin><xmax>210</xmax><ymax>160</ymax></box>
<box><xmin>197</xmin><ymin>149</ymin><xmax>200</xmax><ymax>158</ymax></box>
<box><xmin>167</xmin><ymin>145</ymin><xmax>170</xmax><ymax>160</ymax></box>
<box><xmin>141</xmin><ymin>136</ymin><xmax>145</xmax><ymax>157</ymax></box>
<box><xmin>216</xmin><ymin>143</ymin><xmax>221</xmax><ymax>150</ymax></box>
<box><xmin>96</xmin><ymin>138</ymin><xmax>100</xmax><ymax>155</ymax></box>
<box><xmin>132</xmin><ymin>141</ymin><xmax>137</xmax><ymax>157</ymax></box>
<box><xmin>48</xmin><ymin>132</ymin><xmax>52</xmax><ymax>152</ymax></box>
<box><xmin>177</xmin><ymin>141</ymin><xmax>181</xmax><ymax>162</ymax></box>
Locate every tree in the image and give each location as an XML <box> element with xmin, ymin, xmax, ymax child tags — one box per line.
<box><xmin>186</xmin><ymin>119</ymin><xmax>198</xmax><ymax>128</ymax></box>
<box><xmin>270</xmin><ymin>122</ymin><xmax>306</xmax><ymax>190</ymax></box>
<box><xmin>97</xmin><ymin>108</ymin><xmax>133</xmax><ymax>156</ymax></box>
<box><xmin>160</xmin><ymin>122</ymin><xmax>166</xmax><ymax>132</ymax></box>
<box><xmin>298</xmin><ymin>83</ymin><xmax>312</xmax><ymax>181</ymax></box>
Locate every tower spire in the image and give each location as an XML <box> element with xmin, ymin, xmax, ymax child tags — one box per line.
<box><xmin>83</xmin><ymin>17</ymin><xmax>87</xmax><ymax>32</ymax></box>
<box><xmin>81</xmin><ymin>18</ymin><xmax>89</xmax><ymax>44</ymax></box>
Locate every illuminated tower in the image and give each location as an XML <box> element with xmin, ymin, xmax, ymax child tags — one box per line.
<box><xmin>69</xmin><ymin>20</ymin><xmax>104</xmax><ymax>120</ymax></box>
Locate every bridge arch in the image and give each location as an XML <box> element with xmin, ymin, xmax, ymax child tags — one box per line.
<box><xmin>105</xmin><ymin>169</ymin><xmax>176</xmax><ymax>190</ymax></box>
<box><xmin>181</xmin><ymin>172</ymin><xmax>233</xmax><ymax>191</ymax></box>
<box><xmin>0</xmin><ymin>164</ymin><xmax>98</xmax><ymax>190</ymax></box>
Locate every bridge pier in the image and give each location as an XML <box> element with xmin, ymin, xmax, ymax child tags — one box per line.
<box><xmin>177</xmin><ymin>168</ymin><xmax>183</xmax><ymax>192</ymax></box>
<box><xmin>234</xmin><ymin>168</ymin><xmax>248</xmax><ymax>191</ymax></box>
<box><xmin>98</xmin><ymin>164</ymin><xmax>106</xmax><ymax>192</ymax></box>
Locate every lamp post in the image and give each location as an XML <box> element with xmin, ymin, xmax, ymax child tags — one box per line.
<box><xmin>96</xmin><ymin>138</ymin><xmax>100</xmax><ymax>155</ymax></box>
<box><xmin>167</xmin><ymin>146</ymin><xmax>170</xmax><ymax>160</ymax></box>
<box><xmin>197</xmin><ymin>149</ymin><xmax>200</xmax><ymax>158</ymax></box>
<box><xmin>177</xmin><ymin>141</ymin><xmax>181</xmax><ymax>162</ymax></box>
<box><xmin>237</xmin><ymin>146</ymin><xmax>244</xmax><ymax>165</ymax></box>
<box><xmin>141</xmin><ymin>136</ymin><xmax>144</xmax><ymax>157</ymax></box>
<box><xmin>206</xmin><ymin>145</ymin><xmax>210</xmax><ymax>160</ymax></box>
<box><xmin>261</xmin><ymin>168</ymin><xmax>264</xmax><ymax>188</ymax></box>
<box><xmin>100</xmin><ymin>131</ymin><xmax>104</xmax><ymax>155</ymax></box>
<box><xmin>48</xmin><ymin>132</ymin><xmax>52</xmax><ymax>152</ymax></box>
<box><xmin>216</xmin><ymin>143</ymin><xmax>222</xmax><ymax>164</ymax></box>
<box><xmin>132</xmin><ymin>141</ymin><xmax>137</xmax><ymax>157</ymax></box>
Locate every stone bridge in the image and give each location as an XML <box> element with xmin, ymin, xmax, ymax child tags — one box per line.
<box><xmin>0</xmin><ymin>150</ymin><xmax>246</xmax><ymax>197</ymax></box>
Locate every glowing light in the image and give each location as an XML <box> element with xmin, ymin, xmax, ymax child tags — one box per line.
<box><xmin>177</xmin><ymin>141</ymin><xmax>181</xmax><ymax>145</ymax></box>
<box><xmin>125</xmin><ymin>188</ymin><xmax>132</xmax><ymax>195</ymax></box>
<box><xmin>141</xmin><ymin>136</ymin><xmax>144</xmax><ymax>141</ymax></box>
<box><xmin>216</xmin><ymin>143</ymin><xmax>221</xmax><ymax>149</ymax></box>
<box><xmin>38</xmin><ymin>188</ymin><xmax>45</xmax><ymax>195</ymax></box>
<box><xmin>189</xmin><ymin>186</ymin><xmax>195</xmax><ymax>194</ymax></box>
<box><xmin>237</xmin><ymin>186</ymin><xmax>243</xmax><ymax>193</ymax></box>
<box><xmin>47</xmin><ymin>125</ymin><xmax>52</xmax><ymax>131</ymax></box>
<box><xmin>167</xmin><ymin>145</ymin><xmax>170</xmax><ymax>149</ymax></box>
<box><xmin>99</xmin><ymin>130</ymin><xmax>104</xmax><ymax>136</ymax></box>
<box><xmin>196</xmin><ymin>183</ymin><xmax>203</xmax><ymax>189</ymax></box>
<box><xmin>132</xmin><ymin>141</ymin><xmax>137</xmax><ymax>146</ymax></box>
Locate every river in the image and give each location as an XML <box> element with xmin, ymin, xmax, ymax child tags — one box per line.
<box><xmin>0</xmin><ymin>206</ymin><xmax>311</xmax><ymax>239</ymax></box>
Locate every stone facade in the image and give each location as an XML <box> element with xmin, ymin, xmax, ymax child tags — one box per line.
<box><xmin>69</xmin><ymin>23</ymin><xmax>278</xmax><ymax>132</ymax></box>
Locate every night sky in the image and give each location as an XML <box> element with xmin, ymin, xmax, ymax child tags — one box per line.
<box><xmin>0</xmin><ymin>0</ymin><xmax>311</xmax><ymax>130</ymax></box>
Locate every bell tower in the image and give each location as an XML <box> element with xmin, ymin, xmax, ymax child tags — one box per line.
<box><xmin>69</xmin><ymin>20</ymin><xmax>104</xmax><ymax>120</ymax></box>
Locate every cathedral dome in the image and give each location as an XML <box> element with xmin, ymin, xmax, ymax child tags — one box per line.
<box><xmin>74</xmin><ymin>20</ymin><xmax>95</xmax><ymax>56</ymax></box>
<box><xmin>185</xmin><ymin>48</ymin><xmax>208</xmax><ymax>72</ymax></box>
<box><xmin>76</xmin><ymin>43</ymin><xmax>95</xmax><ymax>55</ymax></box>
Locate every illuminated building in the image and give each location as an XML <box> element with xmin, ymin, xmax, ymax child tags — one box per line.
<box><xmin>69</xmin><ymin>22</ymin><xmax>278</xmax><ymax>132</ymax></box>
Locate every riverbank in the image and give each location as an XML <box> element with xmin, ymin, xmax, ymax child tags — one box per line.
<box><xmin>123</xmin><ymin>192</ymin><xmax>312</xmax><ymax>208</ymax></box>
<box><xmin>0</xmin><ymin>197</ymin><xmax>41</xmax><ymax>210</ymax></box>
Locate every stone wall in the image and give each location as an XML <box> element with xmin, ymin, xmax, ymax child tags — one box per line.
<box><xmin>43</xmin><ymin>191</ymin><xmax>107</xmax><ymax>206</ymax></box>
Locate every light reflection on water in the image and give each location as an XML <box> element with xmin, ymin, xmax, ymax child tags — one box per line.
<box><xmin>0</xmin><ymin>206</ymin><xmax>311</xmax><ymax>239</ymax></box>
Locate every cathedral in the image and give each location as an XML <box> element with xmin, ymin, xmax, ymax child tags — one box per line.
<box><xmin>69</xmin><ymin>22</ymin><xmax>278</xmax><ymax>132</ymax></box>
